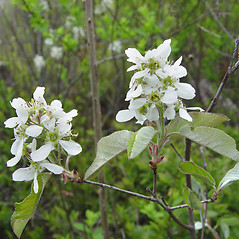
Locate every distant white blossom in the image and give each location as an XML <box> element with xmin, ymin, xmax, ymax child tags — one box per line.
<box><xmin>108</xmin><ymin>40</ymin><xmax>122</xmax><ymax>53</ymax></box>
<box><xmin>44</xmin><ymin>38</ymin><xmax>53</xmax><ymax>46</ymax></box>
<box><xmin>95</xmin><ymin>0</ymin><xmax>113</xmax><ymax>15</ymax></box>
<box><xmin>72</xmin><ymin>26</ymin><xmax>85</xmax><ymax>41</ymax></box>
<box><xmin>50</xmin><ymin>46</ymin><xmax>63</xmax><ymax>60</ymax></box>
<box><xmin>40</xmin><ymin>0</ymin><xmax>49</xmax><ymax>12</ymax></box>
<box><xmin>65</xmin><ymin>16</ymin><xmax>76</xmax><ymax>28</ymax></box>
<box><xmin>33</xmin><ymin>55</ymin><xmax>45</xmax><ymax>72</ymax></box>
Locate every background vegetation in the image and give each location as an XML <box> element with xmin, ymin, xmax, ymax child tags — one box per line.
<box><xmin>1</xmin><ymin>0</ymin><xmax>239</xmax><ymax>238</ymax></box>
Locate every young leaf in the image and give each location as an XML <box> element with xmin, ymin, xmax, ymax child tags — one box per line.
<box><xmin>218</xmin><ymin>162</ymin><xmax>239</xmax><ymax>190</ymax></box>
<box><xmin>127</xmin><ymin>126</ymin><xmax>156</xmax><ymax>159</ymax></box>
<box><xmin>182</xmin><ymin>187</ymin><xmax>202</xmax><ymax>210</ymax></box>
<box><xmin>179</xmin><ymin>161</ymin><xmax>216</xmax><ymax>187</ymax></box>
<box><xmin>179</xmin><ymin>126</ymin><xmax>239</xmax><ymax>161</ymax></box>
<box><xmin>166</xmin><ymin>112</ymin><xmax>229</xmax><ymax>135</ymax></box>
<box><xmin>84</xmin><ymin>130</ymin><xmax>133</xmax><ymax>180</ymax></box>
<box><xmin>11</xmin><ymin>173</ymin><xmax>51</xmax><ymax>239</ymax></box>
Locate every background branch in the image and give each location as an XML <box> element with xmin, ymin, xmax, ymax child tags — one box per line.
<box><xmin>85</xmin><ymin>1</ymin><xmax>110</xmax><ymax>238</ymax></box>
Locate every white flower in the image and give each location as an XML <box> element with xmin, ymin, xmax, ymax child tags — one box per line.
<box><xmin>31</xmin><ymin>118</ymin><xmax>82</xmax><ymax>162</ymax></box>
<box><xmin>44</xmin><ymin>38</ymin><xmax>53</xmax><ymax>46</ymax></box>
<box><xmin>50</xmin><ymin>46</ymin><xmax>63</xmax><ymax>60</ymax></box>
<box><xmin>65</xmin><ymin>16</ymin><xmax>76</xmax><ymax>28</ymax></box>
<box><xmin>72</xmin><ymin>26</ymin><xmax>85</xmax><ymax>41</ymax></box>
<box><xmin>117</xmin><ymin>39</ymin><xmax>199</xmax><ymax>123</ymax></box>
<box><xmin>33</xmin><ymin>55</ymin><xmax>45</xmax><ymax>73</ymax></box>
<box><xmin>12</xmin><ymin>160</ymin><xmax>63</xmax><ymax>193</ymax></box>
<box><xmin>108</xmin><ymin>40</ymin><xmax>122</xmax><ymax>53</ymax></box>
<box><xmin>94</xmin><ymin>0</ymin><xmax>113</xmax><ymax>15</ymax></box>
<box><xmin>40</xmin><ymin>0</ymin><xmax>49</xmax><ymax>11</ymax></box>
<box><xmin>4</xmin><ymin>98</ymin><xmax>29</xmax><ymax>128</ymax></box>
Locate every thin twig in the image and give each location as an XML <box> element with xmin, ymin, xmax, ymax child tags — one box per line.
<box><xmin>69</xmin><ymin>178</ymin><xmax>213</xmax><ymax>231</ymax></box>
<box><xmin>204</xmin><ymin>0</ymin><xmax>234</xmax><ymax>40</ymax></box>
<box><xmin>207</xmin><ymin>37</ymin><xmax>239</xmax><ymax>113</ymax></box>
<box><xmin>170</xmin><ymin>142</ymin><xmax>184</xmax><ymax>161</ymax></box>
<box><xmin>96</xmin><ymin>53</ymin><xmax>125</xmax><ymax>66</ymax></box>
<box><xmin>152</xmin><ymin>167</ymin><xmax>157</xmax><ymax>195</ymax></box>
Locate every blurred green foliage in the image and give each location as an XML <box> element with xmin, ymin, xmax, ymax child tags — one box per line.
<box><xmin>1</xmin><ymin>0</ymin><xmax>239</xmax><ymax>238</ymax></box>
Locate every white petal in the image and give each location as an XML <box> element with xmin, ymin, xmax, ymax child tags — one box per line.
<box><xmin>16</xmin><ymin>108</ymin><xmax>28</xmax><ymax>123</ymax></box>
<box><xmin>175</xmin><ymin>82</ymin><xmax>195</xmax><ymax>100</ymax></box>
<box><xmin>43</xmin><ymin>118</ymin><xmax>56</xmax><ymax>131</ymax></box>
<box><xmin>40</xmin><ymin>162</ymin><xmax>64</xmax><ymax>174</ymax></box>
<box><xmin>12</xmin><ymin>166</ymin><xmax>36</xmax><ymax>181</ymax></box>
<box><xmin>161</xmin><ymin>88</ymin><xmax>178</xmax><ymax>104</ymax></box>
<box><xmin>125</xmin><ymin>48</ymin><xmax>144</xmax><ymax>64</ymax></box>
<box><xmin>10</xmin><ymin>98</ymin><xmax>27</xmax><ymax>110</ymax></box>
<box><xmin>26</xmin><ymin>125</ymin><xmax>43</xmax><ymax>137</ymax></box>
<box><xmin>28</xmin><ymin>138</ymin><xmax>37</xmax><ymax>151</ymax></box>
<box><xmin>33</xmin><ymin>87</ymin><xmax>47</xmax><ymax>105</ymax></box>
<box><xmin>186</xmin><ymin>107</ymin><xmax>204</xmax><ymax>112</ymax></box>
<box><xmin>31</xmin><ymin>143</ymin><xmax>54</xmax><ymax>162</ymax></box>
<box><xmin>126</xmin><ymin>85</ymin><xmax>143</xmax><ymax>100</ymax></box>
<box><xmin>135</xmin><ymin>110</ymin><xmax>147</xmax><ymax>125</ymax></box>
<box><xmin>11</xmin><ymin>138</ymin><xmax>24</xmax><ymax>157</ymax></box>
<box><xmin>131</xmin><ymin>69</ymin><xmax>149</xmax><ymax>80</ymax></box>
<box><xmin>156</xmin><ymin>39</ymin><xmax>171</xmax><ymax>63</ymax></box>
<box><xmin>66</xmin><ymin>109</ymin><xmax>78</xmax><ymax>119</ymax></box>
<box><xmin>145</xmin><ymin>105</ymin><xmax>159</xmax><ymax>122</ymax></box>
<box><xmin>179</xmin><ymin>108</ymin><xmax>192</xmax><ymax>122</ymax></box>
<box><xmin>174</xmin><ymin>56</ymin><xmax>182</xmax><ymax>66</ymax></box>
<box><xmin>116</xmin><ymin>109</ymin><xmax>135</xmax><ymax>122</ymax></box>
<box><xmin>59</xmin><ymin>140</ymin><xmax>82</xmax><ymax>155</ymax></box>
<box><xmin>50</xmin><ymin>100</ymin><xmax>62</xmax><ymax>108</ymax></box>
<box><xmin>58</xmin><ymin>122</ymin><xmax>72</xmax><ymax>136</ymax></box>
<box><xmin>33</xmin><ymin>172</ymin><xmax>39</xmax><ymax>193</ymax></box>
<box><xmin>4</xmin><ymin>117</ymin><xmax>21</xmax><ymax>128</ymax></box>
<box><xmin>129</xmin><ymin>98</ymin><xmax>147</xmax><ymax>110</ymax></box>
<box><xmin>7</xmin><ymin>155</ymin><xmax>21</xmax><ymax>167</ymax></box>
<box><xmin>127</xmin><ymin>65</ymin><xmax>139</xmax><ymax>72</ymax></box>
<box><xmin>164</xmin><ymin>106</ymin><xmax>176</xmax><ymax>120</ymax></box>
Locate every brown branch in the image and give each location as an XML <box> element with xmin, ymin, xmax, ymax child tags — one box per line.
<box><xmin>206</xmin><ymin>37</ymin><xmax>239</xmax><ymax>113</ymax></box>
<box><xmin>85</xmin><ymin>1</ymin><xmax>110</xmax><ymax>239</ymax></box>
<box><xmin>73</xmin><ymin>178</ymin><xmax>194</xmax><ymax>230</ymax></box>
<box><xmin>170</xmin><ymin>142</ymin><xmax>184</xmax><ymax>161</ymax></box>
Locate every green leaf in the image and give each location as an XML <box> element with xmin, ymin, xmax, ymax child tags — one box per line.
<box><xmin>11</xmin><ymin>173</ymin><xmax>51</xmax><ymax>238</ymax></box>
<box><xmin>166</xmin><ymin>112</ymin><xmax>229</xmax><ymax>135</ymax></box>
<box><xmin>179</xmin><ymin>162</ymin><xmax>216</xmax><ymax>187</ymax></box>
<box><xmin>218</xmin><ymin>162</ymin><xmax>239</xmax><ymax>190</ymax></box>
<box><xmin>127</xmin><ymin>126</ymin><xmax>156</xmax><ymax>159</ymax></box>
<box><xmin>178</xmin><ymin>126</ymin><xmax>239</xmax><ymax>161</ymax></box>
<box><xmin>182</xmin><ymin>187</ymin><xmax>202</xmax><ymax>210</ymax></box>
<box><xmin>84</xmin><ymin>130</ymin><xmax>133</xmax><ymax>180</ymax></box>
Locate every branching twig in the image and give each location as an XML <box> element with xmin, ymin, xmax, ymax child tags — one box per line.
<box><xmin>170</xmin><ymin>142</ymin><xmax>184</xmax><ymax>161</ymax></box>
<box><xmin>207</xmin><ymin>37</ymin><xmax>239</xmax><ymax>113</ymax></box>
<box><xmin>204</xmin><ymin>0</ymin><xmax>234</xmax><ymax>40</ymax></box>
<box><xmin>152</xmin><ymin>167</ymin><xmax>157</xmax><ymax>195</ymax></box>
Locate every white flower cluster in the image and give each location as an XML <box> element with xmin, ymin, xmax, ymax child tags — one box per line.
<box><xmin>50</xmin><ymin>46</ymin><xmax>63</xmax><ymax>60</ymax></box>
<box><xmin>33</xmin><ymin>55</ymin><xmax>45</xmax><ymax>73</ymax></box>
<box><xmin>108</xmin><ymin>40</ymin><xmax>122</xmax><ymax>53</ymax></box>
<box><xmin>116</xmin><ymin>39</ymin><xmax>203</xmax><ymax>124</ymax></box>
<box><xmin>4</xmin><ymin>87</ymin><xmax>82</xmax><ymax>193</ymax></box>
